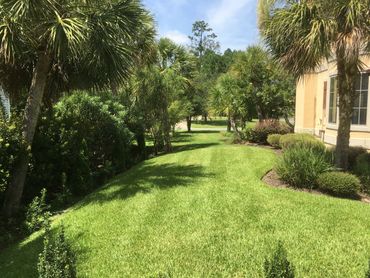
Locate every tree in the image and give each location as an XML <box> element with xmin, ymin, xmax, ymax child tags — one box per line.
<box><xmin>231</xmin><ymin>46</ymin><xmax>295</xmax><ymax>123</ymax></box>
<box><xmin>0</xmin><ymin>0</ymin><xmax>153</xmax><ymax>217</ymax></box>
<box><xmin>211</xmin><ymin>73</ymin><xmax>247</xmax><ymax>132</ymax></box>
<box><xmin>187</xmin><ymin>21</ymin><xmax>222</xmax><ymax>128</ymax></box>
<box><xmin>258</xmin><ymin>0</ymin><xmax>370</xmax><ymax>170</ymax></box>
<box><xmin>132</xmin><ymin>38</ymin><xmax>196</xmax><ymax>153</ymax></box>
<box><xmin>188</xmin><ymin>21</ymin><xmax>220</xmax><ymax>59</ymax></box>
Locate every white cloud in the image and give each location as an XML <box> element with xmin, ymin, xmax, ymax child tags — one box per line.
<box><xmin>207</xmin><ymin>0</ymin><xmax>252</xmax><ymax>30</ymax></box>
<box><xmin>162</xmin><ymin>30</ymin><xmax>190</xmax><ymax>45</ymax></box>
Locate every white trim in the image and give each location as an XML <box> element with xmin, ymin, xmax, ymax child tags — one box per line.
<box><xmin>323</xmin><ymin>133</ymin><xmax>370</xmax><ymax>149</ymax></box>
<box><xmin>294</xmin><ymin>127</ymin><xmax>315</xmax><ymax>134</ymax></box>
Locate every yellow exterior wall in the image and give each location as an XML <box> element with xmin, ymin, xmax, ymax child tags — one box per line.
<box><xmin>295</xmin><ymin>55</ymin><xmax>370</xmax><ymax>149</ymax></box>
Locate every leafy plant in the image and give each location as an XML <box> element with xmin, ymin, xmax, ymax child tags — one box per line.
<box><xmin>276</xmin><ymin>146</ymin><xmax>333</xmax><ymax>189</ymax></box>
<box><xmin>247</xmin><ymin>120</ymin><xmax>291</xmax><ymax>144</ymax></box>
<box><xmin>366</xmin><ymin>259</ymin><xmax>370</xmax><ymax>278</ymax></box>
<box><xmin>38</xmin><ymin>224</ymin><xmax>76</xmax><ymax>278</ymax></box>
<box><xmin>0</xmin><ymin>119</ymin><xmax>24</xmax><ymax>200</ymax></box>
<box><xmin>354</xmin><ymin>153</ymin><xmax>370</xmax><ymax>194</ymax></box>
<box><xmin>25</xmin><ymin>188</ymin><xmax>51</xmax><ymax>233</ymax></box>
<box><xmin>264</xmin><ymin>241</ymin><xmax>295</xmax><ymax>278</ymax></box>
<box><xmin>267</xmin><ymin>134</ymin><xmax>282</xmax><ymax>148</ymax></box>
<box><xmin>317</xmin><ymin>172</ymin><xmax>361</xmax><ymax>197</ymax></box>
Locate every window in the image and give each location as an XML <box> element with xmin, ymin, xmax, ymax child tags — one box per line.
<box><xmin>352</xmin><ymin>73</ymin><xmax>369</xmax><ymax>125</ymax></box>
<box><xmin>328</xmin><ymin>77</ymin><xmax>338</xmax><ymax>124</ymax></box>
<box><xmin>328</xmin><ymin>73</ymin><xmax>369</xmax><ymax>125</ymax></box>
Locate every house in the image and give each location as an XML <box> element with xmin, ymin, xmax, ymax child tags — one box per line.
<box><xmin>295</xmin><ymin>56</ymin><xmax>370</xmax><ymax>149</ymax></box>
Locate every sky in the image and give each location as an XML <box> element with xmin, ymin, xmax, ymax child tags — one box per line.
<box><xmin>142</xmin><ymin>0</ymin><xmax>260</xmax><ymax>52</ymax></box>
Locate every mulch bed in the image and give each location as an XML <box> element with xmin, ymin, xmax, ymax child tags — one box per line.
<box><xmin>262</xmin><ymin>169</ymin><xmax>370</xmax><ymax>204</ymax></box>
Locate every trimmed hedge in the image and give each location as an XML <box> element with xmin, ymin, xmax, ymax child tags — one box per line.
<box><xmin>279</xmin><ymin>133</ymin><xmax>326</xmax><ymax>153</ymax></box>
<box><xmin>276</xmin><ymin>146</ymin><xmax>333</xmax><ymax>189</ymax></box>
<box><xmin>317</xmin><ymin>172</ymin><xmax>361</xmax><ymax>196</ymax></box>
<box><xmin>267</xmin><ymin>134</ymin><xmax>282</xmax><ymax>148</ymax></box>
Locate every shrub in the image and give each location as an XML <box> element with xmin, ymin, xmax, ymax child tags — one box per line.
<box><xmin>0</xmin><ymin>118</ymin><xmax>25</xmax><ymax>202</ymax></box>
<box><xmin>267</xmin><ymin>134</ymin><xmax>282</xmax><ymax>148</ymax></box>
<box><xmin>317</xmin><ymin>172</ymin><xmax>361</xmax><ymax>196</ymax></box>
<box><xmin>366</xmin><ymin>260</ymin><xmax>370</xmax><ymax>278</ymax></box>
<box><xmin>354</xmin><ymin>153</ymin><xmax>370</xmax><ymax>193</ymax></box>
<box><xmin>279</xmin><ymin>133</ymin><xmax>326</xmax><ymax>153</ymax></box>
<box><xmin>264</xmin><ymin>241</ymin><xmax>295</xmax><ymax>278</ymax></box>
<box><xmin>348</xmin><ymin>147</ymin><xmax>368</xmax><ymax>170</ymax></box>
<box><xmin>25</xmin><ymin>188</ymin><xmax>51</xmax><ymax>233</ymax></box>
<box><xmin>38</xmin><ymin>225</ymin><xmax>76</xmax><ymax>278</ymax></box>
<box><xmin>28</xmin><ymin>93</ymin><xmax>134</xmax><ymax>197</ymax></box>
<box><xmin>276</xmin><ymin>146</ymin><xmax>333</xmax><ymax>189</ymax></box>
<box><xmin>246</xmin><ymin>119</ymin><xmax>291</xmax><ymax>144</ymax></box>
<box><xmin>325</xmin><ymin>146</ymin><xmax>367</xmax><ymax>170</ymax></box>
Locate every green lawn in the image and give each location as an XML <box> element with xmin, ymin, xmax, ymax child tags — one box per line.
<box><xmin>1</xmin><ymin>131</ymin><xmax>370</xmax><ymax>277</ymax></box>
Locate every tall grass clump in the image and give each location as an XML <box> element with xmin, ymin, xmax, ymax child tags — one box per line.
<box><xmin>276</xmin><ymin>146</ymin><xmax>333</xmax><ymax>189</ymax></box>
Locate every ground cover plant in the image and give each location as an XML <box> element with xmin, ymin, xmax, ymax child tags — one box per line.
<box><xmin>0</xmin><ymin>131</ymin><xmax>369</xmax><ymax>277</ymax></box>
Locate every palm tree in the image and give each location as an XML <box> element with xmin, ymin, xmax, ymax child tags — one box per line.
<box><xmin>258</xmin><ymin>0</ymin><xmax>370</xmax><ymax>170</ymax></box>
<box><xmin>0</xmin><ymin>0</ymin><xmax>153</xmax><ymax>217</ymax></box>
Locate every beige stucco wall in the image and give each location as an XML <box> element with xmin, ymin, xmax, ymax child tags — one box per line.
<box><xmin>295</xmin><ymin>55</ymin><xmax>370</xmax><ymax>149</ymax></box>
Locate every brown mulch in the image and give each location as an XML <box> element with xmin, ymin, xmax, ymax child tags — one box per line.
<box><xmin>262</xmin><ymin>169</ymin><xmax>370</xmax><ymax>204</ymax></box>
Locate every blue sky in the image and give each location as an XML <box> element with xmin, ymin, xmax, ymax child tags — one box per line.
<box><xmin>142</xmin><ymin>0</ymin><xmax>260</xmax><ymax>52</ymax></box>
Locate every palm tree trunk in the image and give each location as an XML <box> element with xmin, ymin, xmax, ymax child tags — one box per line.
<box><xmin>227</xmin><ymin>110</ymin><xmax>232</xmax><ymax>132</ymax></box>
<box><xmin>186</xmin><ymin>116</ymin><xmax>192</xmax><ymax>132</ymax></box>
<box><xmin>335</xmin><ymin>54</ymin><xmax>356</xmax><ymax>170</ymax></box>
<box><xmin>256</xmin><ymin>104</ymin><xmax>264</xmax><ymax>122</ymax></box>
<box><xmin>136</xmin><ymin>131</ymin><xmax>146</xmax><ymax>160</ymax></box>
<box><xmin>2</xmin><ymin>52</ymin><xmax>51</xmax><ymax>218</ymax></box>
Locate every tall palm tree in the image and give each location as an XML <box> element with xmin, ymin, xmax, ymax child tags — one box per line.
<box><xmin>258</xmin><ymin>0</ymin><xmax>370</xmax><ymax>170</ymax></box>
<box><xmin>0</xmin><ymin>0</ymin><xmax>153</xmax><ymax>217</ymax></box>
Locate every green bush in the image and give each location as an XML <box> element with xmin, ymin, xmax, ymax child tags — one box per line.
<box><xmin>317</xmin><ymin>172</ymin><xmax>361</xmax><ymax>196</ymax></box>
<box><xmin>325</xmin><ymin>146</ymin><xmax>367</xmax><ymax>170</ymax></box>
<box><xmin>25</xmin><ymin>188</ymin><xmax>51</xmax><ymax>233</ymax></box>
<box><xmin>279</xmin><ymin>133</ymin><xmax>326</xmax><ymax>153</ymax></box>
<box><xmin>38</xmin><ymin>225</ymin><xmax>76</xmax><ymax>278</ymax></box>
<box><xmin>264</xmin><ymin>241</ymin><xmax>295</xmax><ymax>278</ymax></box>
<box><xmin>246</xmin><ymin>119</ymin><xmax>291</xmax><ymax>144</ymax></box>
<box><xmin>0</xmin><ymin>119</ymin><xmax>25</xmax><ymax>202</ymax></box>
<box><xmin>366</xmin><ymin>259</ymin><xmax>370</xmax><ymax>278</ymax></box>
<box><xmin>28</xmin><ymin>93</ymin><xmax>134</xmax><ymax>197</ymax></box>
<box><xmin>348</xmin><ymin>147</ymin><xmax>368</xmax><ymax>170</ymax></box>
<box><xmin>276</xmin><ymin>146</ymin><xmax>333</xmax><ymax>189</ymax></box>
<box><xmin>267</xmin><ymin>134</ymin><xmax>282</xmax><ymax>148</ymax></box>
<box><xmin>354</xmin><ymin>153</ymin><xmax>370</xmax><ymax>193</ymax></box>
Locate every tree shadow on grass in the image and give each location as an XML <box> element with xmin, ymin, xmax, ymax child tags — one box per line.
<box><xmin>75</xmin><ymin>162</ymin><xmax>214</xmax><ymax>208</ymax></box>
<box><xmin>193</xmin><ymin>120</ymin><xmax>227</xmax><ymax>126</ymax></box>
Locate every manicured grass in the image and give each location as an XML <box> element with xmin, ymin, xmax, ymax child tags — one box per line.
<box><xmin>1</xmin><ymin>131</ymin><xmax>370</xmax><ymax>277</ymax></box>
<box><xmin>191</xmin><ymin>117</ymin><xmax>257</xmax><ymax>130</ymax></box>
<box><xmin>191</xmin><ymin>117</ymin><xmax>228</xmax><ymax>129</ymax></box>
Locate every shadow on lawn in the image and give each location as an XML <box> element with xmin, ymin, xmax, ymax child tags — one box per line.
<box><xmin>76</xmin><ymin>162</ymin><xmax>214</xmax><ymax>208</ymax></box>
<box><xmin>193</xmin><ymin>120</ymin><xmax>227</xmax><ymax>126</ymax></box>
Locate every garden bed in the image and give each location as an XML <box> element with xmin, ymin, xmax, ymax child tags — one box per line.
<box><xmin>262</xmin><ymin>169</ymin><xmax>370</xmax><ymax>204</ymax></box>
